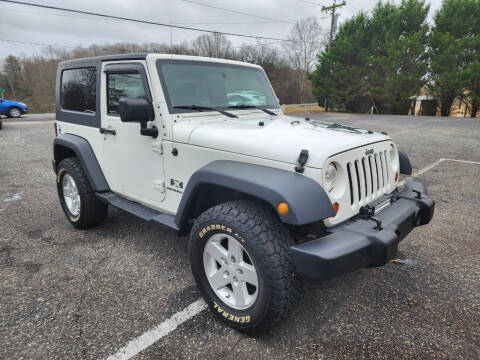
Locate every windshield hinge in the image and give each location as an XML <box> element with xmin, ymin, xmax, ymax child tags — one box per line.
<box><xmin>295</xmin><ymin>149</ymin><xmax>309</xmax><ymax>174</ymax></box>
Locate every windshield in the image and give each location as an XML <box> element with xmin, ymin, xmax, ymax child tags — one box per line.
<box><xmin>156</xmin><ymin>60</ymin><xmax>279</xmax><ymax>114</ymax></box>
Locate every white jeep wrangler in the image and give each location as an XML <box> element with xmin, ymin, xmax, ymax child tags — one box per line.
<box><xmin>53</xmin><ymin>53</ymin><xmax>434</xmax><ymax>333</ymax></box>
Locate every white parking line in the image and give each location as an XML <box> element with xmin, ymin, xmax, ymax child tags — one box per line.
<box><xmin>105</xmin><ymin>299</ymin><xmax>207</xmax><ymax>360</ymax></box>
<box><xmin>105</xmin><ymin>157</ymin><xmax>479</xmax><ymax>359</ymax></box>
<box><xmin>399</xmin><ymin>158</ymin><xmax>480</xmax><ymax>186</ymax></box>
<box><xmin>442</xmin><ymin>158</ymin><xmax>480</xmax><ymax>165</ymax></box>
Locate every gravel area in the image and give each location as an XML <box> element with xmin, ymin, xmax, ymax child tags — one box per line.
<box><xmin>0</xmin><ymin>113</ymin><xmax>478</xmax><ymax>359</ymax></box>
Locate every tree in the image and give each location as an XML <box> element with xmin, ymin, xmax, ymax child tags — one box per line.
<box><xmin>2</xmin><ymin>55</ymin><xmax>24</xmax><ymax>98</ymax></box>
<box><xmin>192</xmin><ymin>32</ymin><xmax>233</xmax><ymax>59</ymax></box>
<box><xmin>429</xmin><ymin>0</ymin><xmax>480</xmax><ymax>116</ymax></box>
<box><xmin>234</xmin><ymin>42</ymin><xmax>303</xmax><ymax>104</ymax></box>
<box><xmin>464</xmin><ymin>62</ymin><xmax>480</xmax><ymax>117</ymax></box>
<box><xmin>368</xmin><ymin>0</ymin><xmax>429</xmax><ymax>114</ymax></box>
<box><xmin>309</xmin><ymin>13</ymin><xmax>371</xmax><ymax>112</ymax></box>
<box><xmin>310</xmin><ymin>0</ymin><xmax>429</xmax><ymax>114</ymax></box>
<box><xmin>283</xmin><ymin>17</ymin><xmax>323</xmax><ymax>103</ymax></box>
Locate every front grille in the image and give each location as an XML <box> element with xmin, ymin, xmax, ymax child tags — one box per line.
<box><xmin>346</xmin><ymin>150</ymin><xmax>390</xmax><ymax>208</ymax></box>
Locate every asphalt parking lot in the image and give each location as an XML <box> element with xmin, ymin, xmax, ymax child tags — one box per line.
<box><xmin>1</xmin><ymin>113</ymin><xmax>479</xmax><ymax>359</ymax></box>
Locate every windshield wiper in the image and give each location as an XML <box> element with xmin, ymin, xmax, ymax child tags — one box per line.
<box><xmin>173</xmin><ymin>105</ymin><xmax>238</xmax><ymax>118</ymax></box>
<box><xmin>227</xmin><ymin>104</ymin><xmax>277</xmax><ymax>116</ymax></box>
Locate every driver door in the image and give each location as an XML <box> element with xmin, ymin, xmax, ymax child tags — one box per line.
<box><xmin>100</xmin><ymin>61</ymin><xmax>165</xmax><ymax>208</ymax></box>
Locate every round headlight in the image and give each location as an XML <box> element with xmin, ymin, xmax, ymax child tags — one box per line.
<box><xmin>390</xmin><ymin>144</ymin><xmax>399</xmax><ymax>172</ymax></box>
<box><xmin>389</xmin><ymin>146</ymin><xmax>395</xmax><ymax>159</ymax></box>
<box><xmin>324</xmin><ymin>163</ymin><xmax>337</xmax><ymax>192</ymax></box>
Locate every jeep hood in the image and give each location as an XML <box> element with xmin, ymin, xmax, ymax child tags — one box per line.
<box><xmin>179</xmin><ymin>115</ymin><xmax>390</xmax><ymax>169</ymax></box>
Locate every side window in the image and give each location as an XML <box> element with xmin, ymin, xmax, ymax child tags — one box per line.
<box><xmin>61</xmin><ymin>68</ymin><xmax>96</xmax><ymax>113</ymax></box>
<box><xmin>107</xmin><ymin>73</ymin><xmax>147</xmax><ymax>116</ymax></box>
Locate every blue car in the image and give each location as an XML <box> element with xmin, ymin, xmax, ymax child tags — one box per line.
<box><xmin>0</xmin><ymin>98</ymin><xmax>28</xmax><ymax>118</ymax></box>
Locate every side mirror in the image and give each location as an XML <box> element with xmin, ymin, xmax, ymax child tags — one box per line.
<box><xmin>119</xmin><ymin>98</ymin><xmax>158</xmax><ymax>138</ymax></box>
<box><xmin>119</xmin><ymin>98</ymin><xmax>153</xmax><ymax>123</ymax></box>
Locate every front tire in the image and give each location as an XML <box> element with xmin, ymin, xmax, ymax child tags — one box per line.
<box><xmin>189</xmin><ymin>200</ymin><xmax>299</xmax><ymax>333</ymax></box>
<box><xmin>56</xmin><ymin>157</ymin><xmax>108</xmax><ymax>229</ymax></box>
<box><xmin>7</xmin><ymin>107</ymin><xmax>21</xmax><ymax>118</ymax></box>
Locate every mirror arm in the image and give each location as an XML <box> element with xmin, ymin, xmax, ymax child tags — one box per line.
<box><xmin>139</xmin><ymin>122</ymin><xmax>158</xmax><ymax>139</ymax></box>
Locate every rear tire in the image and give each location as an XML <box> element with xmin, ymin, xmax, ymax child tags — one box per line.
<box><xmin>189</xmin><ymin>200</ymin><xmax>299</xmax><ymax>333</ymax></box>
<box><xmin>56</xmin><ymin>157</ymin><xmax>108</xmax><ymax>229</ymax></box>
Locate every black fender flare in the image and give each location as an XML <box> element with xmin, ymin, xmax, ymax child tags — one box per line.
<box><xmin>175</xmin><ymin>160</ymin><xmax>335</xmax><ymax>228</ymax></box>
<box><xmin>53</xmin><ymin>134</ymin><xmax>109</xmax><ymax>191</ymax></box>
<box><xmin>398</xmin><ymin>149</ymin><xmax>412</xmax><ymax>175</ymax></box>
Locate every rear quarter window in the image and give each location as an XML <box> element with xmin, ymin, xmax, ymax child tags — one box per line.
<box><xmin>61</xmin><ymin>68</ymin><xmax>97</xmax><ymax>113</ymax></box>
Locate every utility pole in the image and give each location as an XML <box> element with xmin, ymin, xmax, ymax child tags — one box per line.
<box><xmin>322</xmin><ymin>0</ymin><xmax>346</xmax><ymax>45</ymax></box>
<box><xmin>321</xmin><ymin>0</ymin><xmax>345</xmax><ymax>112</ymax></box>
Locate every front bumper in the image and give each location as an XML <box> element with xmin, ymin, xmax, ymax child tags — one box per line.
<box><xmin>290</xmin><ymin>180</ymin><xmax>434</xmax><ymax>280</ymax></box>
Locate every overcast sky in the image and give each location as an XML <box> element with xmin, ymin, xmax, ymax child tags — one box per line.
<box><xmin>1</xmin><ymin>0</ymin><xmax>443</xmax><ymax>60</ymax></box>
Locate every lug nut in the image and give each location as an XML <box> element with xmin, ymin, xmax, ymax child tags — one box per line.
<box><xmin>230</xmin><ymin>256</ymin><xmax>236</xmax><ymax>263</ymax></box>
<box><xmin>233</xmin><ymin>276</ymin><xmax>238</xmax><ymax>282</ymax></box>
<box><xmin>224</xmin><ymin>271</ymin><xmax>229</xmax><ymax>277</ymax></box>
<box><xmin>237</xmin><ymin>269</ymin><xmax>243</xmax><ymax>275</ymax></box>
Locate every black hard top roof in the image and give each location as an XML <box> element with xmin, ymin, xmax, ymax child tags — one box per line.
<box><xmin>59</xmin><ymin>53</ymin><xmax>148</xmax><ymax>66</ymax></box>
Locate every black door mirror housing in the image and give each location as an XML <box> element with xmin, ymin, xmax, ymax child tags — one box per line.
<box><xmin>118</xmin><ymin>98</ymin><xmax>158</xmax><ymax>138</ymax></box>
<box><xmin>119</xmin><ymin>98</ymin><xmax>154</xmax><ymax>123</ymax></box>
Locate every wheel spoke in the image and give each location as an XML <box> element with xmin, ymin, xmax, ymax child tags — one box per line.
<box><xmin>232</xmin><ymin>281</ymin><xmax>249</xmax><ymax>307</ymax></box>
<box><xmin>208</xmin><ymin>269</ymin><xmax>230</xmax><ymax>290</ymax></box>
<box><xmin>73</xmin><ymin>198</ymin><xmax>80</xmax><ymax>212</ymax></box>
<box><xmin>239</xmin><ymin>262</ymin><xmax>258</xmax><ymax>287</ymax></box>
<box><xmin>228</xmin><ymin>237</ymin><xmax>243</xmax><ymax>263</ymax></box>
<box><xmin>204</xmin><ymin>240</ymin><xmax>228</xmax><ymax>263</ymax></box>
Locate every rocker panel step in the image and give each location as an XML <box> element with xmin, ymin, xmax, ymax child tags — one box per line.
<box><xmin>96</xmin><ymin>192</ymin><xmax>179</xmax><ymax>231</ymax></box>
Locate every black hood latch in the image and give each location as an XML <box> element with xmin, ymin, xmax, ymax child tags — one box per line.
<box><xmin>295</xmin><ymin>149</ymin><xmax>309</xmax><ymax>173</ymax></box>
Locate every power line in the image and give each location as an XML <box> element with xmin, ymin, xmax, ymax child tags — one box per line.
<box><xmin>178</xmin><ymin>0</ymin><xmax>295</xmax><ymax>24</ymax></box>
<box><xmin>0</xmin><ymin>6</ymin><xmax>284</xmax><ymax>25</ymax></box>
<box><xmin>0</xmin><ymin>0</ymin><xmax>296</xmax><ymax>42</ymax></box>
<box><xmin>0</xmin><ymin>38</ymin><xmax>80</xmax><ymax>49</ymax></box>
<box><xmin>296</xmin><ymin>0</ymin><xmax>325</xmax><ymax>6</ymax></box>
<box><xmin>346</xmin><ymin>3</ymin><xmax>361</xmax><ymax>14</ymax></box>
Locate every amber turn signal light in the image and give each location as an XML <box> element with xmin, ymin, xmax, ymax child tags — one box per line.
<box><xmin>277</xmin><ymin>202</ymin><xmax>289</xmax><ymax>215</ymax></box>
<box><xmin>332</xmin><ymin>202</ymin><xmax>339</xmax><ymax>216</ymax></box>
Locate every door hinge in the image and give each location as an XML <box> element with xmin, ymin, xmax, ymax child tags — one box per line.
<box><xmin>152</xmin><ymin>142</ymin><xmax>163</xmax><ymax>155</ymax></box>
<box><xmin>153</xmin><ymin>180</ymin><xmax>165</xmax><ymax>193</ymax></box>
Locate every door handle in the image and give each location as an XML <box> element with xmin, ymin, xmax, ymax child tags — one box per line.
<box><xmin>100</xmin><ymin>128</ymin><xmax>116</xmax><ymax>135</ymax></box>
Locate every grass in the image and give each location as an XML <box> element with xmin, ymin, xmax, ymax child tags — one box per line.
<box><xmin>282</xmin><ymin>104</ymin><xmax>324</xmax><ymax>114</ymax></box>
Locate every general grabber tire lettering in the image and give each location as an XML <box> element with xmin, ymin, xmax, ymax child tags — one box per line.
<box><xmin>56</xmin><ymin>157</ymin><xmax>107</xmax><ymax>229</ymax></box>
<box><xmin>189</xmin><ymin>200</ymin><xmax>300</xmax><ymax>333</ymax></box>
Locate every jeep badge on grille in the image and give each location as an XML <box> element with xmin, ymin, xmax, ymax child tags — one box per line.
<box><xmin>365</xmin><ymin>148</ymin><xmax>374</xmax><ymax>156</ymax></box>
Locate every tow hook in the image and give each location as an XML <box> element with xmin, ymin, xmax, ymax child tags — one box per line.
<box><xmin>412</xmin><ymin>189</ymin><xmax>422</xmax><ymax>199</ymax></box>
<box><xmin>370</xmin><ymin>217</ymin><xmax>383</xmax><ymax>230</ymax></box>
